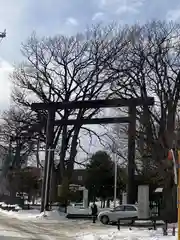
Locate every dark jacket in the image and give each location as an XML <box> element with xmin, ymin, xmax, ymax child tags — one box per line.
<box><xmin>91</xmin><ymin>204</ymin><xmax>98</xmax><ymax>215</ymax></box>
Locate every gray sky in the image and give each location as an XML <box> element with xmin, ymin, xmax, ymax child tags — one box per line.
<box><xmin>0</xmin><ymin>0</ymin><xmax>180</xmax><ymax>162</ymax></box>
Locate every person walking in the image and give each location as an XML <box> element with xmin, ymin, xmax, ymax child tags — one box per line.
<box><xmin>91</xmin><ymin>202</ymin><xmax>98</xmax><ymax>223</ymax></box>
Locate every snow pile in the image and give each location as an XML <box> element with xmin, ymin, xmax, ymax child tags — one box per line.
<box><xmin>72</xmin><ymin>228</ymin><xmax>176</xmax><ymax>240</ymax></box>
<box><xmin>0</xmin><ymin>207</ymin><xmax>41</xmax><ymax>220</ymax></box>
<box><xmin>37</xmin><ymin>210</ymin><xmax>68</xmax><ymax>222</ymax></box>
<box><xmin>0</xmin><ymin>205</ymin><xmax>68</xmax><ymax>222</ymax></box>
<box><xmin>0</xmin><ymin>202</ymin><xmax>22</xmax><ymax>211</ymax></box>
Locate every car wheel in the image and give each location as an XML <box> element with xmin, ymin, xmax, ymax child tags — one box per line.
<box><xmin>101</xmin><ymin>215</ymin><xmax>109</xmax><ymax>225</ymax></box>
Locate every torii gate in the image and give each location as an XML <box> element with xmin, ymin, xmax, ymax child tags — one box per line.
<box><xmin>31</xmin><ymin>97</ymin><xmax>154</xmax><ymax>212</ymax></box>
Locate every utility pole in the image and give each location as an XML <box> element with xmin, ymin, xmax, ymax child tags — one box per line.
<box><xmin>112</xmin><ymin>143</ymin><xmax>117</xmax><ymax>208</ymax></box>
<box><xmin>43</xmin><ymin>148</ymin><xmax>54</xmax><ymax>216</ymax></box>
<box><xmin>113</xmin><ymin>153</ymin><xmax>117</xmax><ymax>208</ymax></box>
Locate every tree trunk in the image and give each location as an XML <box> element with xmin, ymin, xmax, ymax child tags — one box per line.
<box><xmin>58</xmin><ymin>125</ymin><xmax>68</xmax><ymax>182</ymax></box>
<box><xmin>56</xmin><ymin>123</ymin><xmax>70</xmax><ymax>191</ymax></box>
<box><xmin>66</xmin><ymin>126</ymin><xmax>80</xmax><ymax>180</ymax></box>
<box><xmin>166</xmin><ymin>102</ymin><xmax>176</xmax><ymax>148</ymax></box>
<box><xmin>55</xmin><ymin>125</ymin><xmax>69</xmax><ymax>200</ymax></box>
<box><xmin>161</xmin><ymin>181</ymin><xmax>177</xmax><ymax>223</ymax></box>
<box><xmin>13</xmin><ymin>140</ymin><xmax>21</xmax><ymax>168</ymax></box>
<box><xmin>36</xmin><ymin>136</ymin><xmax>41</xmax><ymax>168</ymax></box>
<box><xmin>50</xmin><ymin>164</ymin><xmax>57</xmax><ymax>203</ymax></box>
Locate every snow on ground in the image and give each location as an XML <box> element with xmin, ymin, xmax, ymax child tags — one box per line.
<box><xmin>0</xmin><ymin>206</ymin><xmax>108</xmax><ymax>223</ymax></box>
<box><xmin>0</xmin><ymin>207</ymin><xmax>69</xmax><ymax>223</ymax></box>
<box><xmin>0</xmin><ymin>208</ymin><xmax>41</xmax><ymax>220</ymax></box>
<box><xmin>0</xmin><ymin>230</ymin><xmax>34</xmax><ymax>239</ymax></box>
<box><xmin>0</xmin><ymin>203</ymin><xmax>91</xmax><ymax>222</ymax></box>
<box><xmin>0</xmin><ymin>200</ymin><xmax>177</xmax><ymax>239</ymax></box>
<box><xmin>0</xmin><ymin>217</ymin><xmax>37</xmax><ymax>239</ymax></box>
<box><xmin>69</xmin><ymin>228</ymin><xmax>176</xmax><ymax>240</ymax></box>
<box><xmin>0</xmin><ymin>206</ymin><xmax>177</xmax><ymax>240</ymax></box>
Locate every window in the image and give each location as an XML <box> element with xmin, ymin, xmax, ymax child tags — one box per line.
<box><xmin>78</xmin><ymin>175</ymin><xmax>83</xmax><ymax>181</ymax></box>
<box><xmin>114</xmin><ymin>206</ymin><xmax>124</xmax><ymax>212</ymax></box>
<box><xmin>124</xmin><ymin>205</ymin><xmax>136</xmax><ymax>211</ymax></box>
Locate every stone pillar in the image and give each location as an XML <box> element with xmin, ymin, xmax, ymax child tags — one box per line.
<box><xmin>137</xmin><ymin>185</ymin><xmax>149</xmax><ymax>219</ymax></box>
<box><xmin>83</xmin><ymin>188</ymin><xmax>88</xmax><ymax>208</ymax></box>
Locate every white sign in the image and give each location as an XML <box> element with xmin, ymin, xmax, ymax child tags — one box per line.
<box><xmin>137</xmin><ymin>185</ymin><xmax>149</xmax><ymax>219</ymax></box>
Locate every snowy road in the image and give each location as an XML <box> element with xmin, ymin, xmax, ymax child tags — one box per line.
<box><xmin>0</xmin><ymin>213</ymin><xmax>177</xmax><ymax>239</ymax></box>
<box><xmin>0</xmin><ymin>215</ymin><xmax>110</xmax><ymax>239</ymax></box>
<box><xmin>0</xmin><ymin>214</ymin><xmax>72</xmax><ymax>239</ymax></box>
<box><xmin>32</xmin><ymin>220</ymin><xmax>177</xmax><ymax>240</ymax></box>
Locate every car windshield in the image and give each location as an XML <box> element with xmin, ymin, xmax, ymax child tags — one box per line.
<box><xmin>113</xmin><ymin>206</ymin><xmax>124</xmax><ymax>211</ymax></box>
<box><xmin>124</xmin><ymin>205</ymin><xmax>137</xmax><ymax>211</ymax></box>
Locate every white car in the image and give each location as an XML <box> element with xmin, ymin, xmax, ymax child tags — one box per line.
<box><xmin>98</xmin><ymin>204</ymin><xmax>138</xmax><ymax>224</ymax></box>
<box><xmin>73</xmin><ymin>203</ymin><xmax>84</xmax><ymax>208</ymax></box>
<box><xmin>71</xmin><ymin>202</ymin><xmax>84</xmax><ymax>209</ymax></box>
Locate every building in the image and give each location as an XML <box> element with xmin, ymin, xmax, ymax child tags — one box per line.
<box><xmin>70</xmin><ymin>169</ymin><xmax>87</xmax><ymax>186</ymax></box>
<box><xmin>22</xmin><ymin>166</ymin><xmax>41</xmax><ymax>179</ymax></box>
<box><xmin>7</xmin><ymin>166</ymin><xmax>41</xmax><ymax>180</ymax></box>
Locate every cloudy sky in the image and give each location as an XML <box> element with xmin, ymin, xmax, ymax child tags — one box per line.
<box><xmin>0</xmin><ymin>0</ymin><xmax>180</xmax><ymax>159</ymax></box>
<box><xmin>0</xmin><ymin>0</ymin><xmax>179</xmax><ymax>110</ymax></box>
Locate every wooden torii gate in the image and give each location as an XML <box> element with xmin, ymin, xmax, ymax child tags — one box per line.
<box><xmin>31</xmin><ymin>97</ymin><xmax>154</xmax><ymax>212</ymax></box>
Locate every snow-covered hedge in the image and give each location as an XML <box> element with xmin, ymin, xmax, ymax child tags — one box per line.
<box><xmin>0</xmin><ymin>202</ymin><xmax>22</xmax><ymax>211</ymax></box>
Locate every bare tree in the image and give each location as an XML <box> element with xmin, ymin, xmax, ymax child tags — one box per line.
<box><xmin>109</xmin><ymin>21</ymin><xmax>180</xmax><ymax>185</ymax></box>
<box><xmin>11</xmin><ymin>24</ymin><xmax>129</xmax><ymax>188</ymax></box>
<box><xmin>0</xmin><ymin>106</ymin><xmax>42</xmax><ymax>168</ymax></box>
